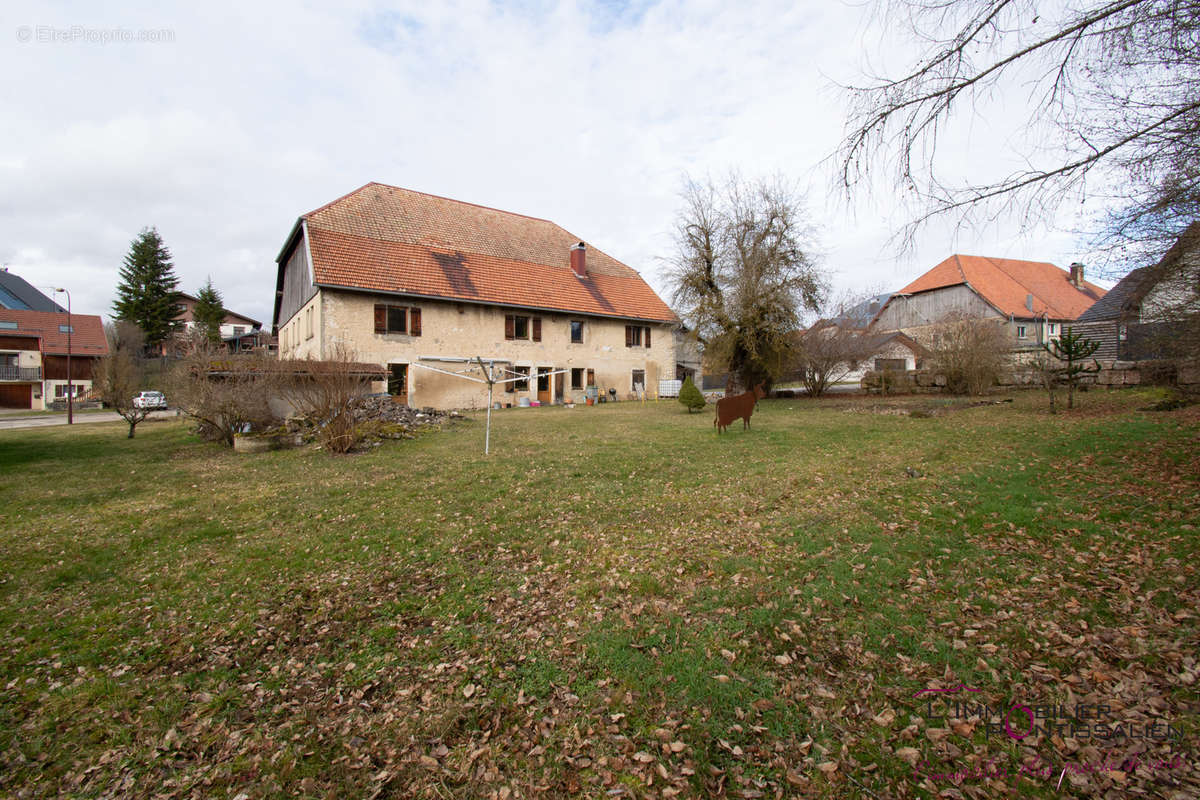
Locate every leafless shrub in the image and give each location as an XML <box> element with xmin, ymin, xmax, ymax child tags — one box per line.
<box><xmin>789</xmin><ymin>324</ymin><xmax>876</xmax><ymax>397</ymax></box>
<box><xmin>94</xmin><ymin>322</ymin><xmax>150</xmax><ymax>438</ymax></box>
<box><xmin>277</xmin><ymin>345</ymin><xmax>372</xmax><ymax>454</ymax></box>
<box><xmin>924</xmin><ymin>313</ymin><xmax>1010</xmax><ymax>395</ymax></box>
<box><xmin>168</xmin><ymin>345</ymin><xmax>280</xmax><ymax>446</ymax></box>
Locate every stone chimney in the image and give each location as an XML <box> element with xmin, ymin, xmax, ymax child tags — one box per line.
<box><xmin>570</xmin><ymin>242</ymin><xmax>587</xmax><ymax>278</ymax></box>
<box><xmin>1069</xmin><ymin>262</ymin><xmax>1084</xmax><ymax>288</ymax></box>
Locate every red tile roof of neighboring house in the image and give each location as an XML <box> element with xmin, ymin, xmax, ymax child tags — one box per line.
<box><xmin>0</xmin><ymin>309</ymin><xmax>108</xmax><ymax>356</ymax></box>
<box><xmin>176</xmin><ymin>293</ymin><xmax>262</xmax><ymax>328</ymax></box>
<box><xmin>297</xmin><ymin>183</ymin><xmax>677</xmax><ymax>323</ymax></box>
<box><xmin>898</xmin><ymin>254</ymin><xmax>1106</xmax><ymax>319</ymax></box>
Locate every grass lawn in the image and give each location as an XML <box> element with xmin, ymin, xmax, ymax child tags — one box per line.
<box><xmin>0</xmin><ymin>389</ymin><xmax>1197</xmax><ymax>799</ymax></box>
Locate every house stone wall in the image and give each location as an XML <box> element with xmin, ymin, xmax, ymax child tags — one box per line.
<box><xmin>279</xmin><ymin>293</ymin><xmax>324</xmax><ymax>361</ymax></box>
<box><xmin>312</xmin><ymin>288</ymin><xmax>675</xmax><ymax>409</ymax></box>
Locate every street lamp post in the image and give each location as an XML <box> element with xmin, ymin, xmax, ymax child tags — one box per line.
<box><xmin>53</xmin><ymin>288</ymin><xmax>72</xmax><ymax>425</ymax></box>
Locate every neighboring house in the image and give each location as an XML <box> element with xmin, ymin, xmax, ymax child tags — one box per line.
<box><xmin>870</xmin><ymin>254</ymin><xmax>1106</xmax><ymax>350</ymax></box>
<box><xmin>799</xmin><ymin>321</ymin><xmax>928</xmax><ymax>385</ymax></box>
<box><xmin>0</xmin><ymin>309</ymin><xmax>108</xmax><ymax>409</ymax></box>
<box><xmin>271</xmin><ymin>183</ymin><xmax>678</xmax><ymax>409</ymax></box>
<box><xmin>1073</xmin><ymin>223</ymin><xmax>1200</xmax><ymax>360</ymax></box>
<box><xmin>0</xmin><ymin>269</ymin><xmax>67</xmax><ymax>312</ymax></box>
<box><xmin>848</xmin><ymin>331</ymin><xmax>928</xmax><ymax>381</ymax></box>
<box><xmin>174</xmin><ymin>294</ymin><xmax>275</xmax><ymax>354</ymax></box>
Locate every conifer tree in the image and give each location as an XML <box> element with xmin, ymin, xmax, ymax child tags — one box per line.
<box><xmin>192</xmin><ymin>278</ymin><xmax>226</xmax><ymax>346</ymax></box>
<box><xmin>678</xmin><ymin>375</ymin><xmax>706</xmax><ymax>413</ymax></box>
<box><xmin>112</xmin><ymin>227</ymin><xmax>182</xmax><ymax>350</ymax></box>
<box><xmin>1044</xmin><ymin>327</ymin><xmax>1102</xmax><ymax>410</ymax></box>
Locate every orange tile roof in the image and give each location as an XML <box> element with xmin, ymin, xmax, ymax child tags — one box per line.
<box><xmin>0</xmin><ymin>309</ymin><xmax>108</xmax><ymax>356</ymax></box>
<box><xmin>299</xmin><ymin>183</ymin><xmax>677</xmax><ymax>323</ymax></box>
<box><xmin>898</xmin><ymin>254</ymin><xmax>1106</xmax><ymax>319</ymax></box>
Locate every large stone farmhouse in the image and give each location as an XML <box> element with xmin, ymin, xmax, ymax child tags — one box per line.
<box><xmin>271</xmin><ymin>183</ymin><xmax>678</xmax><ymax>409</ymax></box>
<box><xmin>870</xmin><ymin>254</ymin><xmax>1106</xmax><ymax>349</ymax></box>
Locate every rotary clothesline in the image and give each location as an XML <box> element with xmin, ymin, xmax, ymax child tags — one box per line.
<box><xmin>410</xmin><ymin>356</ymin><xmax>568</xmax><ymax>455</ymax></box>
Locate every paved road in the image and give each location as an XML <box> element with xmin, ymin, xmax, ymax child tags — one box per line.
<box><xmin>0</xmin><ymin>410</ymin><xmax>178</xmax><ymax>430</ymax></box>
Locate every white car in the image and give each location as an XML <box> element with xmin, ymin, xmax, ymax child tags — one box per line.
<box><xmin>132</xmin><ymin>390</ymin><xmax>168</xmax><ymax>410</ymax></box>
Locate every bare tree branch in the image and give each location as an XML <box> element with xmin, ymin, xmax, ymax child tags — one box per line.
<box><xmin>836</xmin><ymin>0</ymin><xmax>1200</xmax><ymax>266</ymax></box>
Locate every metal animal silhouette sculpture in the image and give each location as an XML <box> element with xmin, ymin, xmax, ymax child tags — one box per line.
<box><xmin>714</xmin><ymin>383</ymin><xmax>765</xmax><ymax>433</ymax></box>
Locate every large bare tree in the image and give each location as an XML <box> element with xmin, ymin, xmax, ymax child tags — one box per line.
<box><xmin>667</xmin><ymin>175</ymin><xmax>825</xmax><ymax>390</ymax></box>
<box><xmin>838</xmin><ymin>0</ymin><xmax>1200</xmax><ymax>266</ymax></box>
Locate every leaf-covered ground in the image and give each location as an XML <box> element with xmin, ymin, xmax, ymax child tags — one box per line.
<box><xmin>0</xmin><ymin>390</ymin><xmax>1196</xmax><ymax>799</ymax></box>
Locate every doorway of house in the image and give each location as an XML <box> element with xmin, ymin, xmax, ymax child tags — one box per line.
<box><xmin>537</xmin><ymin>366</ymin><xmax>553</xmax><ymax>405</ymax></box>
<box><xmin>388</xmin><ymin>363</ymin><xmax>409</xmax><ymax>405</ymax></box>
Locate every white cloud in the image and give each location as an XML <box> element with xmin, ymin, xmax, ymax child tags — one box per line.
<box><xmin>2</xmin><ymin>0</ymin><xmax>1114</xmax><ymax>327</ymax></box>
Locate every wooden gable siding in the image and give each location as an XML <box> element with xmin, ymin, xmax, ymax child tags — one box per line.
<box><xmin>42</xmin><ymin>355</ymin><xmax>97</xmax><ymax>380</ymax></box>
<box><xmin>277</xmin><ymin>229</ymin><xmax>318</xmax><ymax>328</ymax></box>
<box><xmin>873</xmin><ymin>285</ymin><xmax>1000</xmax><ymax>330</ymax></box>
<box><xmin>0</xmin><ymin>334</ymin><xmax>42</xmax><ymax>351</ymax></box>
<box><xmin>1067</xmin><ymin>321</ymin><xmax>1120</xmax><ymax>360</ymax></box>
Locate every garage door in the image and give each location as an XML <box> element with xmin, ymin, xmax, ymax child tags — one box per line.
<box><xmin>0</xmin><ymin>384</ymin><xmax>33</xmax><ymax>408</ymax></box>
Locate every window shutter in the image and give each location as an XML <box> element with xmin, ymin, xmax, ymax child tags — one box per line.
<box><xmin>505</xmin><ymin>315</ymin><xmax>515</xmax><ymax>340</ymax></box>
<box><xmin>532</xmin><ymin>318</ymin><xmax>542</xmax><ymax>342</ymax></box>
<box><xmin>644</xmin><ymin>326</ymin><xmax>651</xmax><ymax>348</ymax></box>
<box><xmin>410</xmin><ymin>308</ymin><xmax>422</xmax><ymax>336</ymax></box>
<box><xmin>625</xmin><ymin>325</ymin><xmax>633</xmax><ymax>347</ymax></box>
<box><xmin>374</xmin><ymin>305</ymin><xmax>386</xmax><ymax>333</ymax></box>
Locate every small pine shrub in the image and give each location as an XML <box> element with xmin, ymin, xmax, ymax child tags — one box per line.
<box><xmin>678</xmin><ymin>376</ymin><xmax>706</xmax><ymax>413</ymax></box>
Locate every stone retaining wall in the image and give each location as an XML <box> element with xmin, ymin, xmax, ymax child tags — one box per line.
<box><xmin>861</xmin><ymin>358</ymin><xmax>1198</xmax><ymax>395</ymax></box>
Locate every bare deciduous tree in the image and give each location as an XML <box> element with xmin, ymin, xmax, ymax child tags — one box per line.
<box><xmin>94</xmin><ymin>322</ymin><xmax>150</xmax><ymax>438</ymax></box>
<box><xmin>667</xmin><ymin>174</ymin><xmax>826</xmax><ymax>390</ymax></box>
<box><xmin>924</xmin><ymin>312</ymin><xmax>1011</xmax><ymax>394</ymax></box>
<box><xmin>838</xmin><ymin>0</ymin><xmax>1200</xmax><ymax>267</ymax></box>
<box><xmin>790</xmin><ymin>324</ymin><xmax>877</xmax><ymax>397</ymax></box>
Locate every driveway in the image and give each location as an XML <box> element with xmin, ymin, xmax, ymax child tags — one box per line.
<box><xmin>0</xmin><ymin>410</ymin><xmax>178</xmax><ymax>430</ymax></box>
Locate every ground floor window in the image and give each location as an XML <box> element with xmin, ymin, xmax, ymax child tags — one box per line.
<box><xmin>53</xmin><ymin>383</ymin><xmax>87</xmax><ymax>398</ymax></box>
<box><xmin>632</xmin><ymin>369</ymin><xmax>645</xmax><ymax>392</ymax></box>
<box><xmin>506</xmin><ymin>366</ymin><xmax>530</xmax><ymax>393</ymax></box>
<box><xmin>875</xmin><ymin>358</ymin><xmax>906</xmax><ymax>372</ymax></box>
<box><xmin>387</xmin><ymin>363</ymin><xmax>408</xmax><ymax>400</ymax></box>
<box><xmin>571</xmin><ymin>367</ymin><xmax>584</xmax><ymax>390</ymax></box>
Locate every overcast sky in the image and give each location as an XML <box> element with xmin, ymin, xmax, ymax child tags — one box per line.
<box><xmin>3</xmin><ymin>0</ymin><xmax>1113</xmax><ymax>326</ymax></box>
